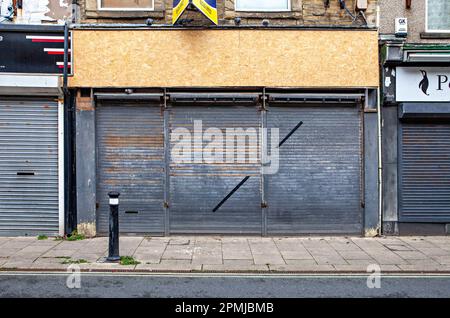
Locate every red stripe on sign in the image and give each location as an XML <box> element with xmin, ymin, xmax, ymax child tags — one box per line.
<box><xmin>57</xmin><ymin>65</ymin><xmax>71</xmax><ymax>68</ymax></box>
<box><xmin>47</xmin><ymin>52</ymin><xmax>65</xmax><ymax>55</ymax></box>
<box><xmin>32</xmin><ymin>39</ymin><xmax>65</xmax><ymax>43</ymax></box>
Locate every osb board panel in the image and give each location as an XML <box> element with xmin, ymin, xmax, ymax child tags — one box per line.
<box><xmin>69</xmin><ymin>30</ymin><xmax>379</xmax><ymax>88</ymax></box>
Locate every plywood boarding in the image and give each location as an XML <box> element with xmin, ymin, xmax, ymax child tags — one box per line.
<box><xmin>69</xmin><ymin>29</ymin><xmax>379</xmax><ymax>88</ymax></box>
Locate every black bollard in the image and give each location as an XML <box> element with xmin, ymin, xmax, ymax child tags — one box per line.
<box><xmin>107</xmin><ymin>191</ymin><xmax>120</xmax><ymax>262</ymax></box>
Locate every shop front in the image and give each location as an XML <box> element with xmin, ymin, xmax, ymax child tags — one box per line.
<box><xmin>70</xmin><ymin>28</ymin><xmax>379</xmax><ymax>236</ymax></box>
<box><xmin>382</xmin><ymin>44</ymin><xmax>450</xmax><ymax>235</ymax></box>
<box><xmin>0</xmin><ymin>25</ymin><xmax>70</xmax><ymax>236</ymax></box>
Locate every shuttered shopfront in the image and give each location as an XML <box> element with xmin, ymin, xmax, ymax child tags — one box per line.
<box><xmin>96</xmin><ymin>100</ymin><xmax>165</xmax><ymax>235</ymax></box>
<box><xmin>0</xmin><ymin>98</ymin><xmax>62</xmax><ymax>236</ymax></box>
<box><xmin>266</xmin><ymin>105</ymin><xmax>363</xmax><ymax>234</ymax></box>
<box><xmin>94</xmin><ymin>93</ymin><xmax>364</xmax><ymax>235</ymax></box>
<box><xmin>399</xmin><ymin>122</ymin><xmax>450</xmax><ymax>222</ymax></box>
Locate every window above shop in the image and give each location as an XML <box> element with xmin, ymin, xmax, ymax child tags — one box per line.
<box><xmin>426</xmin><ymin>0</ymin><xmax>450</xmax><ymax>32</ymax></box>
<box><xmin>98</xmin><ymin>0</ymin><xmax>154</xmax><ymax>11</ymax></box>
<box><xmin>235</xmin><ymin>0</ymin><xmax>290</xmax><ymax>12</ymax></box>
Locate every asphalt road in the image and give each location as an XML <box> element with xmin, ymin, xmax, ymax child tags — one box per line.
<box><xmin>1</xmin><ymin>273</ymin><xmax>450</xmax><ymax>298</ymax></box>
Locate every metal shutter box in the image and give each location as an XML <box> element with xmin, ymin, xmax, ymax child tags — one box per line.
<box><xmin>96</xmin><ymin>102</ymin><xmax>165</xmax><ymax>234</ymax></box>
<box><xmin>266</xmin><ymin>105</ymin><xmax>363</xmax><ymax>234</ymax></box>
<box><xmin>0</xmin><ymin>99</ymin><xmax>59</xmax><ymax>236</ymax></box>
<box><xmin>169</xmin><ymin>106</ymin><xmax>261</xmax><ymax>234</ymax></box>
<box><xmin>399</xmin><ymin>123</ymin><xmax>450</xmax><ymax>222</ymax></box>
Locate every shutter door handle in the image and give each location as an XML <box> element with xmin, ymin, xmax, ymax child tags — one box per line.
<box><xmin>17</xmin><ymin>171</ymin><xmax>35</xmax><ymax>176</ymax></box>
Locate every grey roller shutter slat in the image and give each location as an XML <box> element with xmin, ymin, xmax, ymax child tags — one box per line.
<box><xmin>169</xmin><ymin>106</ymin><xmax>261</xmax><ymax>234</ymax></box>
<box><xmin>266</xmin><ymin>106</ymin><xmax>362</xmax><ymax>234</ymax></box>
<box><xmin>399</xmin><ymin>123</ymin><xmax>450</xmax><ymax>222</ymax></box>
<box><xmin>96</xmin><ymin>102</ymin><xmax>165</xmax><ymax>234</ymax></box>
<box><xmin>0</xmin><ymin>99</ymin><xmax>59</xmax><ymax>236</ymax></box>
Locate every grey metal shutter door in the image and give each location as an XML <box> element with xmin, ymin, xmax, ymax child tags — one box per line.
<box><xmin>169</xmin><ymin>106</ymin><xmax>261</xmax><ymax>234</ymax></box>
<box><xmin>96</xmin><ymin>102</ymin><xmax>165</xmax><ymax>234</ymax></box>
<box><xmin>266</xmin><ymin>106</ymin><xmax>362</xmax><ymax>234</ymax></box>
<box><xmin>0</xmin><ymin>99</ymin><xmax>59</xmax><ymax>236</ymax></box>
<box><xmin>399</xmin><ymin>123</ymin><xmax>450</xmax><ymax>222</ymax></box>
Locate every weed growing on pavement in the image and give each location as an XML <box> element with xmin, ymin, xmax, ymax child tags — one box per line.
<box><xmin>66</xmin><ymin>231</ymin><xmax>85</xmax><ymax>241</ymax></box>
<box><xmin>120</xmin><ymin>256</ymin><xmax>140</xmax><ymax>266</ymax></box>
<box><xmin>61</xmin><ymin>258</ymin><xmax>88</xmax><ymax>265</ymax></box>
<box><xmin>37</xmin><ymin>235</ymin><xmax>48</xmax><ymax>240</ymax></box>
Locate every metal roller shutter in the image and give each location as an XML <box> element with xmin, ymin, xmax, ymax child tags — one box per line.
<box><xmin>266</xmin><ymin>105</ymin><xmax>362</xmax><ymax>234</ymax></box>
<box><xmin>96</xmin><ymin>102</ymin><xmax>165</xmax><ymax>234</ymax></box>
<box><xmin>399</xmin><ymin>123</ymin><xmax>450</xmax><ymax>222</ymax></box>
<box><xmin>0</xmin><ymin>99</ymin><xmax>59</xmax><ymax>236</ymax></box>
<box><xmin>169</xmin><ymin>106</ymin><xmax>261</xmax><ymax>234</ymax></box>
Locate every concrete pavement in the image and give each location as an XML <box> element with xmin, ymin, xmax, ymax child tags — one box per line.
<box><xmin>1</xmin><ymin>236</ymin><xmax>450</xmax><ymax>273</ymax></box>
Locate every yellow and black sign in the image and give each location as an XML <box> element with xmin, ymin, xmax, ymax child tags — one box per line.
<box><xmin>172</xmin><ymin>0</ymin><xmax>190</xmax><ymax>25</ymax></box>
<box><xmin>192</xmin><ymin>0</ymin><xmax>218</xmax><ymax>25</ymax></box>
<box><xmin>173</xmin><ymin>0</ymin><xmax>218</xmax><ymax>25</ymax></box>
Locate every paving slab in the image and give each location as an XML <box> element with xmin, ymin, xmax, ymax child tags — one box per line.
<box><xmin>392</xmin><ymin>250</ymin><xmax>429</xmax><ymax>260</ymax></box>
<box><xmin>223</xmin><ymin>259</ymin><xmax>254</xmax><ymax>266</ymax></box>
<box><xmin>135</xmin><ymin>263</ymin><xmax>202</xmax><ymax>272</ymax></box>
<box><xmin>162</xmin><ymin>244</ymin><xmax>195</xmax><ymax>260</ymax></box>
<box><xmin>133</xmin><ymin>254</ymin><xmax>161</xmax><ymax>264</ymax></box>
<box><xmin>415</xmin><ymin>248</ymin><xmax>450</xmax><ymax>257</ymax></box>
<box><xmin>222</xmin><ymin>242</ymin><xmax>253</xmax><ymax>260</ymax></box>
<box><xmin>268</xmin><ymin>264</ymin><xmax>335</xmax><ymax>272</ymax></box>
<box><xmin>346</xmin><ymin>259</ymin><xmax>379</xmax><ymax>266</ymax></box>
<box><xmin>0</xmin><ymin>257</ymin><xmax>8</xmax><ymax>266</ymax></box>
<box><xmin>336</xmin><ymin>250</ymin><xmax>373</xmax><ymax>260</ymax></box>
<box><xmin>284</xmin><ymin>259</ymin><xmax>318</xmax><ymax>266</ymax></box>
<box><xmin>431</xmin><ymin>255</ymin><xmax>450</xmax><ymax>265</ymax></box>
<box><xmin>248</xmin><ymin>240</ymin><xmax>285</xmax><ymax>265</ymax></box>
<box><xmin>192</xmin><ymin>244</ymin><xmax>223</xmax><ymax>265</ymax></box>
<box><xmin>203</xmin><ymin>264</ymin><xmax>269</xmax><ymax>272</ymax></box>
<box><xmin>133</xmin><ymin>246</ymin><xmax>166</xmax><ymax>261</ymax></box>
<box><xmin>18</xmin><ymin>245</ymin><xmax>55</xmax><ymax>254</ymax></box>
<box><xmin>274</xmin><ymin>240</ymin><xmax>314</xmax><ymax>260</ymax></box>
<box><xmin>7</xmin><ymin>253</ymin><xmax>42</xmax><ymax>261</ymax></box>
<box><xmin>1</xmin><ymin>259</ymin><xmax>35</xmax><ymax>269</ymax></box>
<box><xmin>31</xmin><ymin>257</ymin><xmax>70</xmax><ymax>269</ymax></box>
<box><xmin>68</xmin><ymin>253</ymin><xmax>103</xmax><ymax>263</ymax></box>
<box><xmin>41</xmin><ymin>249</ymin><xmax>77</xmax><ymax>258</ymax></box>
<box><xmin>0</xmin><ymin>248</ymin><xmax>23</xmax><ymax>258</ymax></box>
<box><xmin>1</xmin><ymin>241</ymin><xmax>33</xmax><ymax>249</ymax></box>
<box><xmin>334</xmin><ymin>264</ymin><xmax>401</xmax><ymax>272</ymax></box>
<box><xmin>398</xmin><ymin>237</ymin><xmax>438</xmax><ymax>249</ymax></box>
<box><xmin>302</xmin><ymin>241</ymin><xmax>348</xmax><ymax>265</ymax></box>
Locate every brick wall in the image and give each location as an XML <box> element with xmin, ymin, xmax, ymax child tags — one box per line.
<box><xmin>79</xmin><ymin>0</ymin><xmax>378</xmax><ymax>27</ymax></box>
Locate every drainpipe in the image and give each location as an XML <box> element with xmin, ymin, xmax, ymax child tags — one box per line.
<box><xmin>63</xmin><ymin>22</ymin><xmax>69</xmax><ymax>94</ymax></box>
<box><xmin>377</xmin><ymin>87</ymin><xmax>383</xmax><ymax>236</ymax></box>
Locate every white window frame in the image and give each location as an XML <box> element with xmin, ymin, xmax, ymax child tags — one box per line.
<box><xmin>235</xmin><ymin>0</ymin><xmax>291</xmax><ymax>12</ymax></box>
<box><xmin>97</xmin><ymin>0</ymin><xmax>155</xmax><ymax>11</ymax></box>
<box><xmin>426</xmin><ymin>0</ymin><xmax>450</xmax><ymax>33</ymax></box>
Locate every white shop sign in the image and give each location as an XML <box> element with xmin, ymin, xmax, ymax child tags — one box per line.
<box><xmin>396</xmin><ymin>67</ymin><xmax>450</xmax><ymax>102</ymax></box>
